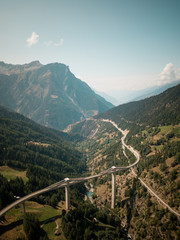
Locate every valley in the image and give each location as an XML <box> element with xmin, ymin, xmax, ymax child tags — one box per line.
<box><xmin>101</xmin><ymin>119</ymin><xmax>180</xmax><ymax>218</ymax></box>
<box><xmin>0</xmin><ymin>81</ymin><xmax>179</xmax><ymax>239</ymax></box>
<box><xmin>75</xmin><ymin>119</ymin><xmax>180</xmax><ymax>239</ymax></box>
<box><xmin>1</xmin><ymin>1</ymin><xmax>180</xmax><ymax>239</ymax></box>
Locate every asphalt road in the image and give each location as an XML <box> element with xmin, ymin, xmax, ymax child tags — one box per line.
<box><xmin>2</xmin><ymin>118</ymin><xmax>179</xmax><ymax>218</ymax></box>
<box><xmin>0</xmin><ymin>119</ymin><xmax>142</xmax><ymax>217</ymax></box>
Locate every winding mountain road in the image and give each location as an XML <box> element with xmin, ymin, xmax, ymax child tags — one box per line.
<box><xmin>0</xmin><ymin>118</ymin><xmax>179</xmax><ymax>219</ymax></box>
<box><xmin>102</xmin><ymin>119</ymin><xmax>180</xmax><ymax>218</ymax></box>
<box><xmin>102</xmin><ymin>119</ymin><xmax>140</xmax><ymax>168</ymax></box>
<box><xmin>0</xmin><ymin>119</ymin><xmax>140</xmax><ymax>217</ymax></box>
<box><xmin>134</xmin><ymin>171</ymin><xmax>180</xmax><ymax>218</ymax></box>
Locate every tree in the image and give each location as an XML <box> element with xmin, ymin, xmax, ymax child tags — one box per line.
<box><xmin>23</xmin><ymin>213</ymin><xmax>41</xmax><ymax>240</ymax></box>
<box><xmin>84</xmin><ymin>228</ymin><xmax>96</xmax><ymax>240</ymax></box>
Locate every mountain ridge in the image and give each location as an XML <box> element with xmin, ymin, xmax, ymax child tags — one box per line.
<box><xmin>0</xmin><ymin>61</ymin><xmax>113</xmax><ymax>130</ymax></box>
<box><xmin>64</xmin><ymin>83</ymin><xmax>180</xmax><ymax>240</ymax></box>
<box><xmin>98</xmin><ymin>83</ymin><xmax>180</xmax><ymax>127</ymax></box>
<box><xmin>106</xmin><ymin>80</ymin><xmax>180</xmax><ymax>105</ymax></box>
<box><xmin>66</xmin><ymin>84</ymin><xmax>180</xmax><ymax>137</ymax></box>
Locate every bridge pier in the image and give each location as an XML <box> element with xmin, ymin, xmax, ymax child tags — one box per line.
<box><xmin>20</xmin><ymin>201</ymin><xmax>25</xmax><ymax>214</ymax></box>
<box><xmin>64</xmin><ymin>178</ymin><xmax>70</xmax><ymax>210</ymax></box>
<box><xmin>111</xmin><ymin>166</ymin><xmax>116</xmax><ymax>209</ymax></box>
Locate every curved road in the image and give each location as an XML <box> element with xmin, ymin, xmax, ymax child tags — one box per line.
<box><xmin>102</xmin><ymin>119</ymin><xmax>180</xmax><ymax>218</ymax></box>
<box><xmin>132</xmin><ymin>170</ymin><xmax>180</xmax><ymax>218</ymax></box>
<box><xmin>0</xmin><ymin>118</ymin><xmax>140</xmax><ymax>217</ymax></box>
<box><xmin>1</xmin><ymin>119</ymin><xmax>179</xmax><ymax>219</ymax></box>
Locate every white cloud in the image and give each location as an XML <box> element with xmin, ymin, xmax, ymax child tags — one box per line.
<box><xmin>159</xmin><ymin>62</ymin><xmax>176</xmax><ymax>81</ymax></box>
<box><xmin>54</xmin><ymin>38</ymin><xmax>64</xmax><ymax>47</ymax></box>
<box><xmin>44</xmin><ymin>40</ymin><xmax>53</xmax><ymax>46</ymax></box>
<box><xmin>158</xmin><ymin>62</ymin><xmax>177</xmax><ymax>85</ymax></box>
<box><xmin>43</xmin><ymin>38</ymin><xmax>64</xmax><ymax>47</ymax></box>
<box><xmin>26</xmin><ymin>32</ymin><xmax>39</xmax><ymax>47</ymax></box>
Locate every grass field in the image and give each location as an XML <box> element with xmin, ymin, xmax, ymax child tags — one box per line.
<box><xmin>158</xmin><ymin>124</ymin><xmax>180</xmax><ymax>136</ymax></box>
<box><xmin>159</xmin><ymin>125</ymin><xmax>173</xmax><ymax>134</ymax></box>
<box><xmin>142</xmin><ymin>125</ymin><xmax>180</xmax><ymax>136</ymax></box>
<box><xmin>172</xmin><ymin>125</ymin><xmax>180</xmax><ymax>135</ymax></box>
<box><xmin>0</xmin><ymin>165</ymin><xmax>28</xmax><ymax>183</ymax></box>
<box><xmin>0</xmin><ymin>201</ymin><xmax>66</xmax><ymax>240</ymax></box>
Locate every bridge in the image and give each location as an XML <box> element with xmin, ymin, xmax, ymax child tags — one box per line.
<box><xmin>0</xmin><ymin>119</ymin><xmax>140</xmax><ymax>217</ymax></box>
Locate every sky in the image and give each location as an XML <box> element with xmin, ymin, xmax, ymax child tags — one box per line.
<box><xmin>0</xmin><ymin>0</ymin><xmax>180</xmax><ymax>93</ymax></box>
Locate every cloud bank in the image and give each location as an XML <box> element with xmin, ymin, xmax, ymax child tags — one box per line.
<box><xmin>54</xmin><ymin>38</ymin><xmax>64</xmax><ymax>46</ymax></box>
<box><xmin>160</xmin><ymin>62</ymin><xmax>176</xmax><ymax>81</ymax></box>
<box><xmin>26</xmin><ymin>32</ymin><xmax>39</xmax><ymax>47</ymax></box>
<box><xmin>158</xmin><ymin>62</ymin><xmax>179</xmax><ymax>86</ymax></box>
<box><xmin>44</xmin><ymin>38</ymin><xmax>64</xmax><ymax>47</ymax></box>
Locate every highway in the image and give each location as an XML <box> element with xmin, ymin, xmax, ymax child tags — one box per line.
<box><xmin>131</xmin><ymin>169</ymin><xmax>180</xmax><ymax>218</ymax></box>
<box><xmin>1</xmin><ymin>118</ymin><xmax>179</xmax><ymax>219</ymax></box>
<box><xmin>0</xmin><ymin>118</ymin><xmax>140</xmax><ymax>217</ymax></box>
<box><xmin>102</xmin><ymin>119</ymin><xmax>180</xmax><ymax>218</ymax></box>
<box><xmin>139</xmin><ymin>177</ymin><xmax>180</xmax><ymax>218</ymax></box>
<box><xmin>102</xmin><ymin>119</ymin><xmax>140</xmax><ymax>168</ymax></box>
<box><xmin>3</xmin><ymin>118</ymin><xmax>179</xmax><ymax>219</ymax></box>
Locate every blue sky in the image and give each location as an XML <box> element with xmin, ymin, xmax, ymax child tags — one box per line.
<box><xmin>0</xmin><ymin>0</ymin><xmax>180</xmax><ymax>92</ymax></box>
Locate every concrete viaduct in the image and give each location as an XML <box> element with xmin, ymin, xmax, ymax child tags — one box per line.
<box><xmin>0</xmin><ymin>119</ymin><xmax>140</xmax><ymax>217</ymax></box>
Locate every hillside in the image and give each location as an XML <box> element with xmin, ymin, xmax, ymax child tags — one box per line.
<box><xmin>98</xmin><ymin>83</ymin><xmax>180</xmax><ymax>127</ymax></box>
<box><xmin>131</xmin><ymin>80</ymin><xmax>180</xmax><ymax>102</ymax></box>
<box><xmin>0</xmin><ymin>61</ymin><xmax>113</xmax><ymax>130</ymax></box>
<box><xmin>0</xmin><ymin>106</ymin><xmax>130</xmax><ymax>239</ymax></box>
<box><xmin>1</xmin><ymin>85</ymin><xmax>179</xmax><ymax>239</ymax></box>
<box><xmin>0</xmin><ymin>105</ymin><xmax>87</xmax><ymax>210</ymax></box>
<box><xmin>66</xmin><ymin>84</ymin><xmax>180</xmax><ymax>137</ymax></box>
<box><xmin>65</xmin><ymin>85</ymin><xmax>180</xmax><ymax>239</ymax></box>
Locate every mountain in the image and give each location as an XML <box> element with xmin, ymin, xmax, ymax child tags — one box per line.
<box><xmin>64</xmin><ymin>83</ymin><xmax>180</xmax><ymax>239</ymax></box>
<box><xmin>131</xmin><ymin>80</ymin><xmax>180</xmax><ymax>102</ymax></box>
<box><xmin>93</xmin><ymin>89</ymin><xmax>119</xmax><ymax>105</ymax></box>
<box><xmin>1</xmin><ymin>85</ymin><xmax>179</xmax><ymax>239</ymax></box>
<box><xmin>66</xmin><ymin>84</ymin><xmax>180</xmax><ymax>137</ymax></box>
<box><xmin>107</xmin><ymin>80</ymin><xmax>180</xmax><ymax>104</ymax></box>
<box><xmin>0</xmin><ymin>105</ymin><xmax>87</xmax><ymax>209</ymax></box>
<box><xmin>98</xmin><ymin>83</ymin><xmax>180</xmax><ymax>127</ymax></box>
<box><xmin>0</xmin><ymin>105</ymin><xmax>86</xmax><ymax>177</ymax></box>
<box><xmin>0</xmin><ymin>61</ymin><xmax>113</xmax><ymax>130</ymax></box>
<box><xmin>0</xmin><ymin>60</ymin><xmax>42</xmax><ymax>74</ymax></box>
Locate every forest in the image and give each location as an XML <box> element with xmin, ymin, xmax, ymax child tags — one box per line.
<box><xmin>0</xmin><ymin>84</ymin><xmax>180</xmax><ymax>239</ymax></box>
<box><xmin>0</xmin><ymin>105</ymin><xmax>87</xmax><ymax>209</ymax></box>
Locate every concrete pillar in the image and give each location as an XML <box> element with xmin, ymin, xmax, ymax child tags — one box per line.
<box><xmin>64</xmin><ymin>178</ymin><xmax>70</xmax><ymax>210</ymax></box>
<box><xmin>111</xmin><ymin>166</ymin><xmax>116</xmax><ymax>209</ymax></box>
<box><xmin>20</xmin><ymin>201</ymin><xmax>25</xmax><ymax>214</ymax></box>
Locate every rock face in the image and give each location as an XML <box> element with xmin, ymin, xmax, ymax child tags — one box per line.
<box><xmin>0</xmin><ymin>61</ymin><xmax>113</xmax><ymax>130</ymax></box>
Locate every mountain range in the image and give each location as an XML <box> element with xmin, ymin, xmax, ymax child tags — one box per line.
<box><xmin>64</xmin><ymin>83</ymin><xmax>180</xmax><ymax>240</ymax></box>
<box><xmin>0</xmin><ymin>80</ymin><xmax>179</xmax><ymax>239</ymax></box>
<box><xmin>104</xmin><ymin>80</ymin><xmax>180</xmax><ymax>105</ymax></box>
<box><xmin>0</xmin><ymin>61</ymin><xmax>113</xmax><ymax>130</ymax></box>
<box><xmin>66</xmin><ymin>84</ymin><xmax>180</xmax><ymax>136</ymax></box>
<box><xmin>99</xmin><ymin>83</ymin><xmax>180</xmax><ymax>126</ymax></box>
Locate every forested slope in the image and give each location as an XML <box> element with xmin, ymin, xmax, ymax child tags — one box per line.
<box><xmin>0</xmin><ymin>106</ymin><xmax>87</xmax><ymax>210</ymax></box>
<box><xmin>98</xmin><ymin>83</ymin><xmax>180</xmax><ymax>126</ymax></box>
<box><xmin>66</xmin><ymin>84</ymin><xmax>180</xmax><ymax>239</ymax></box>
